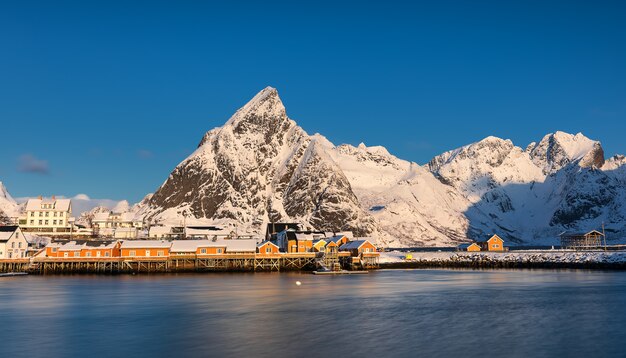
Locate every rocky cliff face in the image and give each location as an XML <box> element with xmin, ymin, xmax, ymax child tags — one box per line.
<box><xmin>143</xmin><ymin>87</ymin><xmax>385</xmax><ymax>241</ymax></box>
<box><xmin>142</xmin><ymin>87</ymin><xmax>626</xmax><ymax>246</ymax></box>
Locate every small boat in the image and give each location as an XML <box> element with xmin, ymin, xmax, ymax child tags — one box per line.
<box><xmin>0</xmin><ymin>272</ymin><xmax>28</xmax><ymax>277</ymax></box>
<box><xmin>312</xmin><ymin>270</ymin><xmax>369</xmax><ymax>275</ymax></box>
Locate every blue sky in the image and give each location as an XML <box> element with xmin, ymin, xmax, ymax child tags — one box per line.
<box><xmin>1</xmin><ymin>0</ymin><xmax>625</xmax><ymax>203</ymax></box>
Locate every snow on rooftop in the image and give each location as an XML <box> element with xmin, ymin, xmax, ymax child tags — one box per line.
<box><xmin>25</xmin><ymin>198</ymin><xmax>71</xmax><ymax>212</ymax></box>
<box><xmin>121</xmin><ymin>240</ymin><xmax>171</xmax><ymax>249</ymax></box>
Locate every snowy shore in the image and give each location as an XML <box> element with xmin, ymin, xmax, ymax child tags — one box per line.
<box><xmin>379</xmin><ymin>250</ymin><xmax>626</xmax><ymax>269</ymax></box>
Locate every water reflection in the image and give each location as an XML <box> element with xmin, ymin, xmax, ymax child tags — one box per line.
<box><xmin>1</xmin><ymin>269</ymin><xmax>625</xmax><ymax>357</ymax></box>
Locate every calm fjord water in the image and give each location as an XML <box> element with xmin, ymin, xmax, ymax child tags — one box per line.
<box><xmin>1</xmin><ymin>269</ymin><xmax>625</xmax><ymax>358</ymax></box>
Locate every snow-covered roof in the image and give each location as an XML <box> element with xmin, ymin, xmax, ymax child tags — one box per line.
<box><xmin>327</xmin><ymin>235</ymin><xmax>347</xmax><ymax>244</ymax></box>
<box><xmin>59</xmin><ymin>241</ymin><xmax>84</xmax><ymax>251</ymax></box>
<box><xmin>25</xmin><ymin>198</ymin><xmax>71</xmax><ymax>212</ymax></box>
<box><xmin>0</xmin><ymin>226</ymin><xmax>18</xmax><ymax>241</ymax></box>
<box><xmin>0</xmin><ymin>232</ymin><xmax>14</xmax><ymax>241</ymax></box>
<box><xmin>170</xmin><ymin>240</ymin><xmax>227</xmax><ymax>252</ymax></box>
<box><xmin>217</xmin><ymin>238</ymin><xmax>256</xmax><ymax>252</ymax></box>
<box><xmin>92</xmin><ymin>212</ymin><xmax>110</xmax><ymax>221</ymax></box>
<box><xmin>84</xmin><ymin>240</ymin><xmax>119</xmax><ymax>249</ymax></box>
<box><xmin>121</xmin><ymin>240</ymin><xmax>171</xmax><ymax>249</ymax></box>
<box><xmin>171</xmin><ymin>240</ymin><xmax>207</xmax><ymax>253</ymax></box>
<box><xmin>295</xmin><ymin>233</ymin><xmax>315</xmax><ymax>241</ymax></box>
<box><xmin>340</xmin><ymin>239</ymin><xmax>373</xmax><ymax>250</ymax></box>
<box><xmin>559</xmin><ymin>230</ymin><xmax>604</xmax><ymax>237</ymax></box>
<box><xmin>333</xmin><ymin>231</ymin><xmax>354</xmax><ymax>239</ymax></box>
<box><xmin>486</xmin><ymin>234</ymin><xmax>503</xmax><ymax>243</ymax></box>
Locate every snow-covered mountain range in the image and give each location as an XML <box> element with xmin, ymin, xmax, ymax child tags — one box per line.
<box><xmin>1</xmin><ymin>87</ymin><xmax>624</xmax><ymax>246</ymax></box>
<box><xmin>137</xmin><ymin>87</ymin><xmax>626</xmax><ymax>246</ymax></box>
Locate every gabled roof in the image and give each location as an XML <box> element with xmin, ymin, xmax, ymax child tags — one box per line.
<box><xmin>92</xmin><ymin>212</ymin><xmax>110</xmax><ymax>221</ymax></box>
<box><xmin>559</xmin><ymin>230</ymin><xmax>605</xmax><ymax>237</ymax></box>
<box><xmin>58</xmin><ymin>241</ymin><xmax>84</xmax><ymax>251</ymax></box>
<box><xmin>477</xmin><ymin>234</ymin><xmax>503</xmax><ymax>243</ymax></box>
<box><xmin>217</xmin><ymin>238</ymin><xmax>256</xmax><ymax>252</ymax></box>
<box><xmin>326</xmin><ymin>235</ymin><xmax>347</xmax><ymax>244</ymax></box>
<box><xmin>458</xmin><ymin>242</ymin><xmax>480</xmax><ymax>249</ymax></box>
<box><xmin>171</xmin><ymin>240</ymin><xmax>209</xmax><ymax>253</ymax></box>
<box><xmin>339</xmin><ymin>239</ymin><xmax>373</xmax><ymax>250</ymax></box>
<box><xmin>25</xmin><ymin>198</ymin><xmax>71</xmax><ymax>212</ymax></box>
<box><xmin>257</xmin><ymin>240</ymin><xmax>279</xmax><ymax>248</ymax></box>
<box><xmin>0</xmin><ymin>232</ymin><xmax>14</xmax><ymax>242</ymax></box>
<box><xmin>295</xmin><ymin>233</ymin><xmax>315</xmax><ymax>241</ymax></box>
<box><xmin>0</xmin><ymin>226</ymin><xmax>20</xmax><ymax>242</ymax></box>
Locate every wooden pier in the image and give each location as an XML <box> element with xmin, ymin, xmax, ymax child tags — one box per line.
<box><xmin>0</xmin><ymin>259</ymin><xmax>30</xmax><ymax>273</ymax></box>
<box><xmin>5</xmin><ymin>254</ymin><xmax>318</xmax><ymax>275</ymax></box>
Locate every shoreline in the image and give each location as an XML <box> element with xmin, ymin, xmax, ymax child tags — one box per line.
<box><xmin>379</xmin><ymin>251</ymin><xmax>626</xmax><ymax>271</ymax></box>
<box><xmin>380</xmin><ymin>261</ymin><xmax>626</xmax><ymax>270</ymax></box>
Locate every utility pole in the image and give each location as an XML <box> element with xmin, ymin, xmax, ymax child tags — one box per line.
<box><xmin>602</xmin><ymin>222</ymin><xmax>607</xmax><ymax>251</ymax></box>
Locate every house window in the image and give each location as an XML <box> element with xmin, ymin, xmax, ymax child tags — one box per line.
<box><xmin>64</xmin><ymin>252</ymin><xmax>68</xmax><ymax>257</ymax></box>
<box><xmin>217</xmin><ymin>248</ymin><xmax>223</xmax><ymax>254</ymax></box>
<box><xmin>74</xmin><ymin>252</ymin><xmax>80</xmax><ymax>257</ymax></box>
<box><xmin>45</xmin><ymin>220</ymin><xmax>49</xmax><ymax>225</ymax></box>
<box><xmin>105</xmin><ymin>252</ymin><xmax>110</xmax><ymax>257</ymax></box>
<box><xmin>45</xmin><ymin>212</ymin><xmax>49</xmax><ymax>217</ymax></box>
<box><xmin>39</xmin><ymin>220</ymin><xmax>42</xmax><ymax>225</ymax></box>
<box><xmin>12</xmin><ymin>242</ymin><xmax>15</xmax><ymax>248</ymax></box>
<box><xmin>157</xmin><ymin>251</ymin><xmax>164</xmax><ymax>256</ymax></box>
<box><xmin>18</xmin><ymin>242</ymin><xmax>22</xmax><ymax>248</ymax></box>
<box><xmin>86</xmin><ymin>252</ymin><xmax>91</xmax><ymax>257</ymax></box>
<box><xmin>30</xmin><ymin>220</ymin><xmax>34</xmax><ymax>224</ymax></box>
<box><xmin>145</xmin><ymin>250</ymin><xmax>151</xmax><ymax>257</ymax></box>
<box><xmin>38</xmin><ymin>212</ymin><xmax>42</xmax><ymax>217</ymax></box>
<box><xmin>52</xmin><ymin>247</ymin><xmax>58</xmax><ymax>252</ymax></box>
<box><xmin>53</xmin><ymin>220</ymin><xmax>57</xmax><ymax>225</ymax></box>
<box><xmin>54</xmin><ymin>212</ymin><xmax>57</xmax><ymax>217</ymax></box>
<box><xmin>201</xmin><ymin>248</ymin><xmax>207</xmax><ymax>254</ymax></box>
<box><xmin>266</xmin><ymin>247</ymin><xmax>272</xmax><ymax>253</ymax></box>
<box><xmin>30</xmin><ymin>212</ymin><xmax>34</xmax><ymax>217</ymax></box>
<box><xmin>129</xmin><ymin>250</ymin><xmax>136</xmax><ymax>256</ymax></box>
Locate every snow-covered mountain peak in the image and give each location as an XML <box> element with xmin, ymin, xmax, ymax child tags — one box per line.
<box><xmin>0</xmin><ymin>181</ymin><xmax>15</xmax><ymax>203</ymax></box>
<box><xmin>224</xmin><ymin>86</ymin><xmax>286</xmax><ymax>127</ymax></box>
<box><xmin>528</xmin><ymin>131</ymin><xmax>604</xmax><ymax>173</ymax></box>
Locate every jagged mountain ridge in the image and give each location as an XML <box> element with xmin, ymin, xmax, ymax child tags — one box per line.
<box><xmin>142</xmin><ymin>87</ymin><xmax>626</xmax><ymax>246</ymax></box>
<box><xmin>142</xmin><ymin>87</ymin><xmax>389</xmax><ymax>244</ymax></box>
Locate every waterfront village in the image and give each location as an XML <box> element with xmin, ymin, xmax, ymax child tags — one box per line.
<box><xmin>0</xmin><ymin>196</ymin><xmax>614</xmax><ymax>274</ymax></box>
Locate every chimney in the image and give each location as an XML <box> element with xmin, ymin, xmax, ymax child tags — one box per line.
<box><xmin>38</xmin><ymin>195</ymin><xmax>42</xmax><ymax>200</ymax></box>
<box><xmin>52</xmin><ymin>195</ymin><xmax>56</xmax><ymax>200</ymax></box>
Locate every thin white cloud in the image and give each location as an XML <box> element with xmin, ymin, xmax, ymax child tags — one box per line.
<box><xmin>137</xmin><ymin>149</ymin><xmax>153</xmax><ymax>159</ymax></box>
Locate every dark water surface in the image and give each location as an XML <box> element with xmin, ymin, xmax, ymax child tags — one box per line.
<box><xmin>1</xmin><ymin>269</ymin><xmax>625</xmax><ymax>357</ymax></box>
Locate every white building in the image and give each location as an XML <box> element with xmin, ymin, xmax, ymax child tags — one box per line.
<box><xmin>92</xmin><ymin>211</ymin><xmax>143</xmax><ymax>238</ymax></box>
<box><xmin>22</xmin><ymin>197</ymin><xmax>74</xmax><ymax>235</ymax></box>
<box><xmin>113</xmin><ymin>227</ymin><xmax>139</xmax><ymax>239</ymax></box>
<box><xmin>0</xmin><ymin>226</ymin><xmax>28</xmax><ymax>259</ymax></box>
<box><xmin>92</xmin><ymin>212</ymin><xmax>143</xmax><ymax>231</ymax></box>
